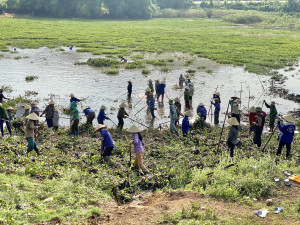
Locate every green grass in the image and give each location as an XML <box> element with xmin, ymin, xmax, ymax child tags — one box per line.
<box><xmin>0</xmin><ymin>16</ymin><xmax>300</xmax><ymax>73</ymax></box>
<box><xmin>103</xmin><ymin>69</ymin><xmax>119</xmax><ymax>75</ymax></box>
<box><xmin>25</xmin><ymin>75</ymin><xmax>39</xmax><ymax>82</ymax></box>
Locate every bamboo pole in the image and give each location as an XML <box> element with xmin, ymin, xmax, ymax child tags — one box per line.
<box><xmin>217</xmin><ymin>102</ymin><xmax>230</xmax><ymax>152</ymax></box>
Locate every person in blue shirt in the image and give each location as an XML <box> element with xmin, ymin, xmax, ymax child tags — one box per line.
<box><xmin>197</xmin><ymin>103</ymin><xmax>207</xmax><ymax>121</ymax></box>
<box><xmin>276</xmin><ymin>114</ymin><xmax>296</xmax><ymax>158</ymax></box>
<box><xmin>148</xmin><ymin>93</ymin><xmax>155</xmax><ymax>119</ymax></box>
<box><xmin>69</xmin><ymin>93</ymin><xmax>81</xmax><ymax>103</ymax></box>
<box><xmin>83</xmin><ymin>107</ymin><xmax>95</xmax><ymax>125</ymax></box>
<box><xmin>95</xmin><ymin>124</ymin><xmax>115</xmax><ymax>162</ymax></box>
<box><xmin>182</xmin><ymin>110</ymin><xmax>193</xmax><ymax>137</ymax></box>
<box><xmin>157</xmin><ymin>81</ymin><xmax>166</xmax><ymax>102</ymax></box>
<box><xmin>97</xmin><ymin>105</ymin><xmax>110</xmax><ymax>125</ymax></box>
<box><xmin>169</xmin><ymin>100</ymin><xmax>178</xmax><ymax>135</ymax></box>
<box><xmin>211</xmin><ymin>98</ymin><xmax>220</xmax><ymax>125</ymax></box>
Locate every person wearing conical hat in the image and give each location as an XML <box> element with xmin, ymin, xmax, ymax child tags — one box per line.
<box><xmin>157</xmin><ymin>81</ymin><xmax>166</xmax><ymax>102</ymax></box>
<box><xmin>15</xmin><ymin>102</ymin><xmax>26</xmax><ymax>120</ymax></box>
<box><xmin>211</xmin><ymin>98</ymin><xmax>220</xmax><ymax>125</ymax></box>
<box><xmin>24</xmin><ymin>105</ymin><xmax>31</xmax><ymax>117</ymax></box>
<box><xmin>30</xmin><ymin>102</ymin><xmax>40</xmax><ymax>126</ymax></box>
<box><xmin>213</xmin><ymin>92</ymin><xmax>221</xmax><ymax>103</ymax></box>
<box><xmin>229</xmin><ymin>97</ymin><xmax>241</xmax><ymax>123</ymax></box>
<box><xmin>41</xmin><ymin>100</ymin><xmax>56</xmax><ymax>130</ymax></box>
<box><xmin>179</xmin><ymin>74</ymin><xmax>185</xmax><ymax>88</ymax></box>
<box><xmin>276</xmin><ymin>114</ymin><xmax>296</xmax><ymax>158</ymax></box>
<box><xmin>97</xmin><ymin>105</ymin><xmax>110</xmax><ymax>125</ymax></box>
<box><xmin>53</xmin><ymin>108</ymin><xmax>60</xmax><ymax>130</ymax></box>
<box><xmin>189</xmin><ymin>83</ymin><xmax>194</xmax><ymax>109</ymax></box>
<box><xmin>83</xmin><ymin>107</ymin><xmax>95</xmax><ymax>125</ymax></box>
<box><xmin>184</xmin><ymin>86</ymin><xmax>190</xmax><ymax>111</ymax></box>
<box><xmin>0</xmin><ymin>89</ymin><xmax>9</xmax><ymax>103</ymax></box>
<box><xmin>128</xmin><ymin>125</ymin><xmax>147</xmax><ymax>172</ymax></box>
<box><xmin>148</xmin><ymin>92</ymin><xmax>156</xmax><ymax>119</ymax></box>
<box><xmin>226</xmin><ymin>117</ymin><xmax>240</xmax><ymax>157</ymax></box>
<box><xmin>197</xmin><ymin>103</ymin><xmax>207</xmax><ymax>121</ymax></box>
<box><xmin>0</xmin><ymin>103</ymin><xmax>12</xmax><ymax>137</ymax></box>
<box><xmin>263</xmin><ymin>100</ymin><xmax>277</xmax><ymax>132</ymax></box>
<box><xmin>95</xmin><ymin>124</ymin><xmax>114</xmax><ymax>162</ymax></box>
<box><xmin>117</xmin><ymin>103</ymin><xmax>129</xmax><ymax>130</ymax></box>
<box><xmin>145</xmin><ymin>88</ymin><xmax>151</xmax><ymax>105</ymax></box>
<box><xmin>69</xmin><ymin>93</ymin><xmax>81</xmax><ymax>103</ymax></box>
<box><xmin>127</xmin><ymin>81</ymin><xmax>132</xmax><ymax>98</ymax></box>
<box><xmin>182</xmin><ymin>110</ymin><xmax>193</xmax><ymax>137</ymax></box>
<box><xmin>155</xmin><ymin>80</ymin><xmax>159</xmax><ymax>97</ymax></box>
<box><xmin>148</xmin><ymin>79</ymin><xmax>154</xmax><ymax>93</ymax></box>
<box><xmin>25</xmin><ymin>113</ymin><xmax>40</xmax><ymax>155</ymax></box>
<box><xmin>174</xmin><ymin>97</ymin><xmax>182</xmax><ymax>126</ymax></box>
<box><xmin>169</xmin><ymin>100</ymin><xmax>179</xmax><ymax>135</ymax></box>
<box><xmin>248</xmin><ymin>106</ymin><xmax>256</xmax><ymax>127</ymax></box>
<box><xmin>70</xmin><ymin>101</ymin><xmax>79</xmax><ymax>136</ymax></box>
<box><xmin>6</xmin><ymin>106</ymin><xmax>14</xmax><ymax>121</ymax></box>
<box><xmin>252</xmin><ymin>107</ymin><xmax>265</xmax><ymax>148</ymax></box>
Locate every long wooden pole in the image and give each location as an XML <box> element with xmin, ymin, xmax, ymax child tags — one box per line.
<box><xmin>217</xmin><ymin>102</ymin><xmax>230</xmax><ymax>152</ymax></box>
<box><xmin>261</xmin><ymin>126</ymin><xmax>278</xmax><ymax>153</ymax></box>
<box><xmin>127</xmin><ymin>117</ymin><xmax>149</xmax><ymax>128</ymax></box>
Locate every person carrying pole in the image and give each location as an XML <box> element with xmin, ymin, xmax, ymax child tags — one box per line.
<box><xmin>211</xmin><ymin>98</ymin><xmax>220</xmax><ymax>125</ymax></box>
<box><xmin>148</xmin><ymin>92</ymin><xmax>155</xmax><ymax>119</ymax></box>
<box><xmin>229</xmin><ymin>97</ymin><xmax>241</xmax><ymax>123</ymax></box>
<box><xmin>83</xmin><ymin>107</ymin><xmax>95</xmax><ymax>125</ymax></box>
<box><xmin>25</xmin><ymin>113</ymin><xmax>41</xmax><ymax>155</ymax></box>
<box><xmin>174</xmin><ymin>97</ymin><xmax>182</xmax><ymax>126</ymax></box>
<box><xmin>95</xmin><ymin>124</ymin><xmax>114</xmax><ymax>162</ymax></box>
<box><xmin>117</xmin><ymin>103</ymin><xmax>129</xmax><ymax>130</ymax></box>
<box><xmin>276</xmin><ymin>114</ymin><xmax>296</xmax><ymax>158</ymax></box>
<box><xmin>179</xmin><ymin>74</ymin><xmax>185</xmax><ymax>88</ymax></box>
<box><xmin>184</xmin><ymin>86</ymin><xmax>190</xmax><ymax>111</ymax></box>
<box><xmin>128</xmin><ymin>125</ymin><xmax>148</xmax><ymax>174</ymax></box>
<box><xmin>182</xmin><ymin>110</ymin><xmax>193</xmax><ymax>137</ymax></box>
<box><xmin>127</xmin><ymin>80</ymin><xmax>132</xmax><ymax>98</ymax></box>
<box><xmin>213</xmin><ymin>92</ymin><xmax>221</xmax><ymax>103</ymax></box>
<box><xmin>226</xmin><ymin>117</ymin><xmax>240</xmax><ymax>157</ymax></box>
<box><xmin>97</xmin><ymin>105</ymin><xmax>110</xmax><ymax>125</ymax></box>
<box><xmin>251</xmin><ymin>107</ymin><xmax>265</xmax><ymax>148</ymax></box>
<box><xmin>189</xmin><ymin>83</ymin><xmax>194</xmax><ymax>109</ymax></box>
<box><xmin>0</xmin><ymin>103</ymin><xmax>12</xmax><ymax>137</ymax></box>
<box><xmin>40</xmin><ymin>100</ymin><xmax>56</xmax><ymax>134</ymax></box>
<box><xmin>169</xmin><ymin>100</ymin><xmax>179</xmax><ymax>136</ymax></box>
<box><xmin>263</xmin><ymin>100</ymin><xmax>277</xmax><ymax>132</ymax></box>
<box><xmin>70</xmin><ymin>101</ymin><xmax>79</xmax><ymax>136</ymax></box>
<box><xmin>148</xmin><ymin>79</ymin><xmax>154</xmax><ymax>93</ymax></box>
<box><xmin>157</xmin><ymin>81</ymin><xmax>166</xmax><ymax>102</ymax></box>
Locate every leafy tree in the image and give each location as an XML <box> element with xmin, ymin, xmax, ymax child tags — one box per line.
<box><xmin>284</xmin><ymin>0</ymin><xmax>300</xmax><ymax>12</ymax></box>
<box><xmin>155</xmin><ymin>0</ymin><xmax>193</xmax><ymax>9</ymax></box>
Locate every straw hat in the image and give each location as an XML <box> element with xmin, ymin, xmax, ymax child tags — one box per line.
<box><xmin>21</xmin><ymin>103</ymin><xmax>27</xmax><ymax>107</ymax></box>
<box><xmin>49</xmin><ymin>100</ymin><xmax>56</xmax><ymax>105</ymax></box>
<box><xmin>69</xmin><ymin>93</ymin><xmax>75</xmax><ymax>98</ymax></box>
<box><xmin>198</xmin><ymin>103</ymin><xmax>204</xmax><ymax>107</ymax></box>
<box><xmin>100</xmin><ymin>105</ymin><xmax>106</xmax><ymax>110</ymax></box>
<box><xmin>95</xmin><ymin>124</ymin><xmax>107</xmax><ymax>131</ymax></box>
<box><xmin>24</xmin><ymin>105</ymin><xmax>31</xmax><ymax>110</ymax></box>
<box><xmin>148</xmin><ymin>79</ymin><xmax>152</xmax><ymax>82</ymax></box>
<box><xmin>128</xmin><ymin>80</ymin><xmax>132</xmax><ymax>83</ymax></box>
<box><xmin>231</xmin><ymin>96</ymin><xmax>239</xmax><ymax>99</ymax></box>
<box><xmin>185</xmin><ymin>86</ymin><xmax>189</xmax><ymax>90</ymax></box>
<box><xmin>120</xmin><ymin>103</ymin><xmax>127</xmax><ymax>108</ymax></box>
<box><xmin>0</xmin><ymin>103</ymin><xmax>2</xmax><ymax>107</ymax></box>
<box><xmin>282</xmin><ymin>114</ymin><xmax>295</xmax><ymax>124</ymax></box>
<box><xmin>184</xmin><ymin>111</ymin><xmax>193</xmax><ymax>117</ymax></box>
<box><xmin>7</xmin><ymin>106</ymin><xmax>13</xmax><ymax>110</ymax></box>
<box><xmin>161</xmin><ymin>80</ymin><xmax>165</xmax><ymax>84</ymax></box>
<box><xmin>55</xmin><ymin>108</ymin><xmax>59</xmax><ymax>112</ymax></box>
<box><xmin>256</xmin><ymin>107</ymin><xmax>263</xmax><ymax>112</ymax></box>
<box><xmin>234</xmin><ymin>99</ymin><xmax>240</xmax><ymax>104</ymax></box>
<box><xmin>145</xmin><ymin>88</ymin><xmax>151</xmax><ymax>92</ymax></box>
<box><xmin>226</xmin><ymin>117</ymin><xmax>239</xmax><ymax>126</ymax></box>
<box><xmin>128</xmin><ymin>125</ymin><xmax>142</xmax><ymax>133</ymax></box>
<box><xmin>249</xmin><ymin>106</ymin><xmax>256</xmax><ymax>113</ymax></box>
<box><xmin>271</xmin><ymin>101</ymin><xmax>275</xmax><ymax>105</ymax></box>
<box><xmin>31</xmin><ymin>102</ymin><xmax>37</xmax><ymax>106</ymax></box>
<box><xmin>26</xmin><ymin>113</ymin><xmax>39</xmax><ymax>121</ymax></box>
<box><xmin>169</xmin><ymin>100</ymin><xmax>174</xmax><ymax>105</ymax></box>
<box><xmin>190</xmin><ymin>83</ymin><xmax>194</xmax><ymax>87</ymax></box>
<box><xmin>174</xmin><ymin>97</ymin><xmax>180</xmax><ymax>103</ymax></box>
<box><xmin>215</xmin><ymin>92</ymin><xmax>220</xmax><ymax>96</ymax></box>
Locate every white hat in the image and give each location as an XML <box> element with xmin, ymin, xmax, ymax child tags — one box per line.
<box><xmin>161</xmin><ymin>80</ymin><xmax>165</xmax><ymax>84</ymax></box>
<box><xmin>145</xmin><ymin>88</ymin><xmax>151</xmax><ymax>92</ymax></box>
<box><xmin>282</xmin><ymin>114</ymin><xmax>295</xmax><ymax>124</ymax></box>
<box><xmin>271</xmin><ymin>101</ymin><xmax>275</xmax><ymax>105</ymax></box>
<box><xmin>100</xmin><ymin>105</ymin><xmax>106</xmax><ymax>110</ymax></box>
<box><xmin>26</xmin><ymin>113</ymin><xmax>39</xmax><ymax>121</ymax></box>
<box><xmin>7</xmin><ymin>106</ymin><xmax>14</xmax><ymax>110</ymax></box>
<box><xmin>127</xmin><ymin>125</ymin><xmax>142</xmax><ymax>133</ymax></box>
<box><xmin>128</xmin><ymin>80</ymin><xmax>132</xmax><ymax>82</ymax></box>
<box><xmin>95</xmin><ymin>124</ymin><xmax>107</xmax><ymax>131</ymax></box>
<box><xmin>119</xmin><ymin>103</ymin><xmax>127</xmax><ymax>108</ymax></box>
<box><xmin>55</xmin><ymin>108</ymin><xmax>59</xmax><ymax>112</ymax></box>
<box><xmin>185</xmin><ymin>86</ymin><xmax>190</xmax><ymax>90</ymax></box>
<box><xmin>226</xmin><ymin>117</ymin><xmax>239</xmax><ymax>126</ymax></box>
<box><xmin>21</xmin><ymin>103</ymin><xmax>27</xmax><ymax>107</ymax></box>
<box><xmin>49</xmin><ymin>100</ymin><xmax>56</xmax><ymax>105</ymax></box>
<box><xmin>198</xmin><ymin>103</ymin><xmax>204</xmax><ymax>107</ymax></box>
<box><xmin>184</xmin><ymin>111</ymin><xmax>193</xmax><ymax>117</ymax></box>
<box><xmin>215</xmin><ymin>92</ymin><xmax>220</xmax><ymax>96</ymax></box>
<box><xmin>31</xmin><ymin>102</ymin><xmax>37</xmax><ymax>106</ymax></box>
<box><xmin>174</xmin><ymin>97</ymin><xmax>180</xmax><ymax>102</ymax></box>
<box><xmin>249</xmin><ymin>106</ymin><xmax>256</xmax><ymax>113</ymax></box>
<box><xmin>24</xmin><ymin>105</ymin><xmax>31</xmax><ymax>110</ymax></box>
<box><xmin>69</xmin><ymin>93</ymin><xmax>75</xmax><ymax>98</ymax></box>
<box><xmin>148</xmin><ymin>79</ymin><xmax>152</xmax><ymax>82</ymax></box>
<box><xmin>190</xmin><ymin>83</ymin><xmax>194</xmax><ymax>86</ymax></box>
<box><xmin>0</xmin><ymin>103</ymin><xmax>2</xmax><ymax>107</ymax></box>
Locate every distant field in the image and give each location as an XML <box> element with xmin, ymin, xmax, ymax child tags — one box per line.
<box><xmin>0</xmin><ymin>17</ymin><xmax>300</xmax><ymax>73</ymax></box>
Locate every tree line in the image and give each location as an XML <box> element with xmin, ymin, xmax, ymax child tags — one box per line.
<box><xmin>0</xmin><ymin>0</ymin><xmax>299</xmax><ymax>19</ymax></box>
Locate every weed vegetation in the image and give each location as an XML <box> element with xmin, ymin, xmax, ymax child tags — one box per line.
<box><xmin>1</xmin><ymin>15</ymin><xmax>300</xmax><ymax>74</ymax></box>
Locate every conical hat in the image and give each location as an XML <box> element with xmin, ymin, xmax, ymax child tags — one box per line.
<box><xmin>24</xmin><ymin>105</ymin><xmax>31</xmax><ymax>110</ymax></box>
<box><xmin>127</xmin><ymin>80</ymin><xmax>132</xmax><ymax>82</ymax></box>
<box><xmin>55</xmin><ymin>108</ymin><xmax>59</xmax><ymax>112</ymax></box>
<box><xmin>7</xmin><ymin>106</ymin><xmax>13</xmax><ymax>110</ymax></box>
<box><xmin>185</xmin><ymin>86</ymin><xmax>189</xmax><ymax>90</ymax></box>
<box><xmin>100</xmin><ymin>105</ymin><xmax>106</xmax><ymax>110</ymax></box>
<box><xmin>119</xmin><ymin>103</ymin><xmax>127</xmax><ymax>108</ymax></box>
<box><xmin>95</xmin><ymin>124</ymin><xmax>107</xmax><ymax>131</ymax></box>
<box><xmin>190</xmin><ymin>83</ymin><xmax>194</xmax><ymax>86</ymax></box>
<box><xmin>198</xmin><ymin>103</ymin><xmax>204</xmax><ymax>107</ymax></box>
<box><xmin>148</xmin><ymin>79</ymin><xmax>152</xmax><ymax>82</ymax></box>
<box><xmin>31</xmin><ymin>102</ymin><xmax>37</xmax><ymax>106</ymax></box>
<box><xmin>174</xmin><ymin>97</ymin><xmax>180</xmax><ymax>102</ymax></box>
<box><xmin>249</xmin><ymin>106</ymin><xmax>256</xmax><ymax>113</ymax></box>
<box><xmin>215</xmin><ymin>92</ymin><xmax>220</xmax><ymax>96</ymax></box>
<box><xmin>49</xmin><ymin>100</ymin><xmax>56</xmax><ymax>105</ymax></box>
<box><xmin>231</xmin><ymin>96</ymin><xmax>239</xmax><ymax>99</ymax></box>
<box><xmin>256</xmin><ymin>107</ymin><xmax>263</xmax><ymax>112</ymax></box>
<box><xmin>21</xmin><ymin>103</ymin><xmax>26</xmax><ymax>107</ymax></box>
<box><xmin>128</xmin><ymin>125</ymin><xmax>142</xmax><ymax>133</ymax></box>
<box><xmin>161</xmin><ymin>80</ymin><xmax>165</xmax><ymax>84</ymax></box>
<box><xmin>69</xmin><ymin>93</ymin><xmax>75</xmax><ymax>98</ymax></box>
<box><xmin>226</xmin><ymin>117</ymin><xmax>239</xmax><ymax>126</ymax></box>
<box><xmin>0</xmin><ymin>103</ymin><xmax>2</xmax><ymax>107</ymax></box>
<box><xmin>271</xmin><ymin>101</ymin><xmax>275</xmax><ymax>105</ymax></box>
<box><xmin>184</xmin><ymin>111</ymin><xmax>193</xmax><ymax>117</ymax></box>
<box><xmin>26</xmin><ymin>113</ymin><xmax>39</xmax><ymax>121</ymax></box>
<box><xmin>145</xmin><ymin>88</ymin><xmax>151</xmax><ymax>92</ymax></box>
<box><xmin>282</xmin><ymin>114</ymin><xmax>295</xmax><ymax>123</ymax></box>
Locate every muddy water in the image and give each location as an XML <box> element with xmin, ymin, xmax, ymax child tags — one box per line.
<box><xmin>0</xmin><ymin>47</ymin><xmax>299</xmax><ymax>129</ymax></box>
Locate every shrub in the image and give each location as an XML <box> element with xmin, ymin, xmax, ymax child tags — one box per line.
<box><xmin>25</xmin><ymin>75</ymin><xmax>39</xmax><ymax>82</ymax></box>
<box><xmin>145</xmin><ymin>59</ymin><xmax>167</xmax><ymax>66</ymax></box>
<box><xmin>88</xmin><ymin>58</ymin><xmax>120</xmax><ymax>67</ymax></box>
<box><xmin>103</xmin><ymin>69</ymin><xmax>119</xmax><ymax>75</ymax></box>
<box><xmin>142</xmin><ymin>69</ymin><xmax>150</xmax><ymax>74</ymax></box>
<box><xmin>224</xmin><ymin>13</ymin><xmax>264</xmax><ymax>24</ymax></box>
<box><xmin>125</xmin><ymin>61</ymin><xmax>144</xmax><ymax>69</ymax></box>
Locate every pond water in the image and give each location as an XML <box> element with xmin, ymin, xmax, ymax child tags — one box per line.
<box><xmin>0</xmin><ymin>47</ymin><xmax>299</xmax><ymax>129</ymax></box>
